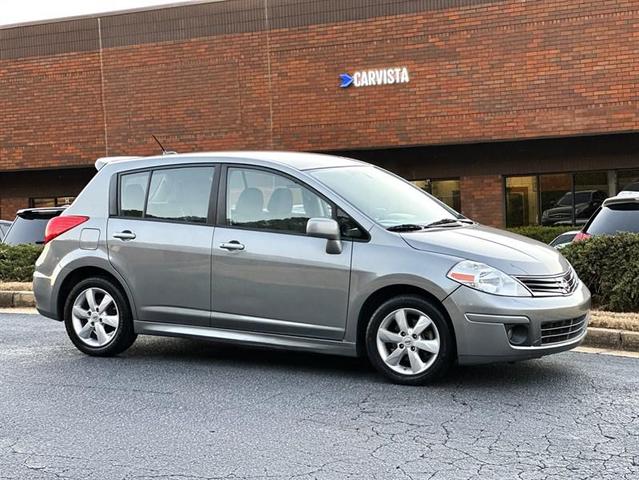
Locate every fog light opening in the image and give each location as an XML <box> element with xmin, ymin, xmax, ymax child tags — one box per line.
<box><xmin>506</xmin><ymin>324</ymin><xmax>529</xmax><ymax>346</ymax></box>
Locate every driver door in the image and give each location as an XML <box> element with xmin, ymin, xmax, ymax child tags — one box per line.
<box><xmin>210</xmin><ymin>166</ymin><xmax>352</xmax><ymax>340</ymax></box>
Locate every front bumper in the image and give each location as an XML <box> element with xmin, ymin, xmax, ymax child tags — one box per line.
<box><xmin>443</xmin><ymin>281</ymin><xmax>591</xmax><ymax>365</ymax></box>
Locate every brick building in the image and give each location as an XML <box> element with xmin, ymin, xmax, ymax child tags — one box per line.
<box><xmin>1</xmin><ymin>0</ymin><xmax>639</xmax><ymax>227</ymax></box>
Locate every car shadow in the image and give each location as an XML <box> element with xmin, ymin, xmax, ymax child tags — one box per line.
<box><xmin>118</xmin><ymin>335</ymin><xmax>580</xmax><ymax>388</ymax></box>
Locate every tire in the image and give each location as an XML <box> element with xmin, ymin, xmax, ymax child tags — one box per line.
<box><xmin>64</xmin><ymin>277</ymin><xmax>137</xmax><ymax>356</ymax></box>
<box><xmin>365</xmin><ymin>295</ymin><xmax>453</xmax><ymax>385</ymax></box>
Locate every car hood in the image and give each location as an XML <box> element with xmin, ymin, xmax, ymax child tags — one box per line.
<box><xmin>400</xmin><ymin>225</ymin><xmax>570</xmax><ymax>276</ymax></box>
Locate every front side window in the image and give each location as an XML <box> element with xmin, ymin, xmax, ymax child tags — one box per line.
<box><xmin>119</xmin><ymin>171</ymin><xmax>150</xmax><ymax>218</ymax></box>
<box><xmin>145</xmin><ymin>167</ymin><xmax>214</xmax><ymax>224</ymax></box>
<box><xmin>226</xmin><ymin>168</ymin><xmax>332</xmax><ymax>234</ymax></box>
<box><xmin>311</xmin><ymin>166</ymin><xmax>460</xmax><ymax>228</ymax></box>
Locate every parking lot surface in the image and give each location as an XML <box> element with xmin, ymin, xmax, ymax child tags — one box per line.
<box><xmin>1</xmin><ymin>312</ymin><xmax>637</xmax><ymax>480</ymax></box>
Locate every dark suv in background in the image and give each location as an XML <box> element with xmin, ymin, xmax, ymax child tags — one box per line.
<box><xmin>541</xmin><ymin>190</ymin><xmax>607</xmax><ymax>226</ymax></box>
<box><xmin>1</xmin><ymin>207</ymin><xmax>65</xmax><ymax>245</ymax></box>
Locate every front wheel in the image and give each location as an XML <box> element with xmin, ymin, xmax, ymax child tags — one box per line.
<box><xmin>64</xmin><ymin>277</ymin><xmax>137</xmax><ymax>356</ymax></box>
<box><xmin>365</xmin><ymin>295</ymin><xmax>453</xmax><ymax>385</ymax></box>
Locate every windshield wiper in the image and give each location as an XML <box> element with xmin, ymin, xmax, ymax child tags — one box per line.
<box><xmin>387</xmin><ymin>224</ymin><xmax>424</xmax><ymax>232</ymax></box>
<box><xmin>423</xmin><ymin>218</ymin><xmax>468</xmax><ymax>228</ymax></box>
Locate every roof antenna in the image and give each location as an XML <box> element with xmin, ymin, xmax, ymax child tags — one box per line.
<box><xmin>151</xmin><ymin>135</ymin><xmax>177</xmax><ymax>155</ymax></box>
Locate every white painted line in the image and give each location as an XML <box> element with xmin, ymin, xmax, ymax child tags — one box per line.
<box><xmin>0</xmin><ymin>308</ymin><xmax>39</xmax><ymax>314</ymax></box>
<box><xmin>575</xmin><ymin>346</ymin><xmax>639</xmax><ymax>359</ymax></box>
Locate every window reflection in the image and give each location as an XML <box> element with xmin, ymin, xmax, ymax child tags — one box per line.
<box><xmin>506</xmin><ymin>176</ymin><xmax>538</xmax><ymax>227</ymax></box>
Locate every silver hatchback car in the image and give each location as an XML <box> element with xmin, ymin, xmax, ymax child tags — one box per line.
<box><xmin>34</xmin><ymin>152</ymin><xmax>591</xmax><ymax>385</ymax></box>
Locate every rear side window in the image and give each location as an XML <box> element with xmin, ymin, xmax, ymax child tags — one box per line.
<box><xmin>585</xmin><ymin>203</ymin><xmax>639</xmax><ymax>235</ymax></box>
<box><xmin>146</xmin><ymin>167</ymin><xmax>215</xmax><ymax>224</ymax></box>
<box><xmin>119</xmin><ymin>172</ymin><xmax>149</xmax><ymax>218</ymax></box>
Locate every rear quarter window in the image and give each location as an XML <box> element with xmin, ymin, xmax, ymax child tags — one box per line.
<box><xmin>585</xmin><ymin>203</ymin><xmax>639</xmax><ymax>235</ymax></box>
<box><xmin>119</xmin><ymin>172</ymin><xmax>150</xmax><ymax>218</ymax></box>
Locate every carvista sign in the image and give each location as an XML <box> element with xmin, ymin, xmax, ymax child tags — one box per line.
<box><xmin>340</xmin><ymin>66</ymin><xmax>410</xmax><ymax>88</ymax></box>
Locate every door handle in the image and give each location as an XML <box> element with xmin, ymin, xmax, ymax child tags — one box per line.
<box><xmin>113</xmin><ymin>231</ymin><xmax>136</xmax><ymax>240</ymax></box>
<box><xmin>220</xmin><ymin>241</ymin><xmax>245</xmax><ymax>251</ymax></box>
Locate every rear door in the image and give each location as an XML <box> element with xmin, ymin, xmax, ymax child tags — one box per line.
<box><xmin>107</xmin><ymin>165</ymin><xmax>217</xmax><ymax>326</ymax></box>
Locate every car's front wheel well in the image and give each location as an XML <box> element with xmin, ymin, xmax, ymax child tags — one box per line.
<box><xmin>356</xmin><ymin>284</ymin><xmax>457</xmax><ymax>359</ymax></box>
<box><xmin>57</xmin><ymin>267</ymin><xmax>130</xmax><ymax>320</ymax></box>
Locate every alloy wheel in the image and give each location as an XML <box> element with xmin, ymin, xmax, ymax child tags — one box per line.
<box><xmin>375</xmin><ymin>307</ymin><xmax>440</xmax><ymax>375</ymax></box>
<box><xmin>71</xmin><ymin>287</ymin><xmax>120</xmax><ymax>348</ymax></box>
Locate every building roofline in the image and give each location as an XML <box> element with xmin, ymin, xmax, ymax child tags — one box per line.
<box><xmin>0</xmin><ymin>0</ymin><xmax>225</xmax><ymax>30</ymax></box>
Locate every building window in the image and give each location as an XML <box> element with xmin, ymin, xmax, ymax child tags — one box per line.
<box><xmin>617</xmin><ymin>169</ymin><xmax>639</xmax><ymax>193</ymax></box>
<box><xmin>506</xmin><ymin>170</ymin><xmax>619</xmax><ymax>227</ymax></box>
<box><xmin>30</xmin><ymin>196</ymin><xmax>76</xmax><ymax>208</ymax></box>
<box><xmin>412</xmin><ymin>178</ymin><xmax>461</xmax><ymax>212</ymax></box>
<box><xmin>506</xmin><ymin>176</ymin><xmax>538</xmax><ymax>227</ymax></box>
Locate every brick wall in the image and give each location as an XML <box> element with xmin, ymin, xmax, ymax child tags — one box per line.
<box><xmin>459</xmin><ymin>175</ymin><xmax>504</xmax><ymax>227</ymax></box>
<box><xmin>1</xmin><ymin>0</ymin><xmax>638</xmax><ymax>172</ymax></box>
<box><xmin>0</xmin><ymin>168</ymin><xmax>94</xmax><ymax>220</ymax></box>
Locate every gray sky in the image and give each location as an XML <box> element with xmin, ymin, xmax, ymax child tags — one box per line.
<box><xmin>1</xmin><ymin>0</ymin><xmax>192</xmax><ymax>27</ymax></box>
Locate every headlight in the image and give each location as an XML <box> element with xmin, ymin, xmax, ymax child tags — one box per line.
<box><xmin>447</xmin><ymin>260</ymin><xmax>532</xmax><ymax>297</ymax></box>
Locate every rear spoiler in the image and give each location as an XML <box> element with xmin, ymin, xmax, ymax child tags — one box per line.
<box><xmin>603</xmin><ymin>195</ymin><xmax>639</xmax><ymax>207</ymax></box>
<box><xmin>95</xmin><ymin>156</ymin><xmax>140</xmax><ymax>170</ymax></box>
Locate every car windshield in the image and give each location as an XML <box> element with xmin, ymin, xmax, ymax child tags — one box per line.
<box><xmin>2</xmin><ymin>216</ymin><xmax>50</xmax><ymax>245</ymax></box>
<box><xmin>310</xmin><ymin>166</ymin><xmax>462</xmax><ymax>228</ymax></box>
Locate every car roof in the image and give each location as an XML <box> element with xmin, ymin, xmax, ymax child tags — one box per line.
<box><xmin>95</xmin><ymin>151</ymin><xmax>365</xmax><ymax>172</ymax></box>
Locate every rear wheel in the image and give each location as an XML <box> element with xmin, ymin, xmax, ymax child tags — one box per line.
<box><xmin>365</xmin><ymin>295</ymin><xmax>453</xmax><ymax>385</ymax></box>
<box><xmin>64</xmin><ymin>277</ymin><xmax>137</xmax><ymax>356</ymax></box>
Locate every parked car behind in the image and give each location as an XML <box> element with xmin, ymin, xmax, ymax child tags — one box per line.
<box><xmin>549</xmin><ymin>230</ymin><xmax>579</xmax><ymax>249</ymax></box>
<box><xmin>0</xmin><ymin>220</ymin><xmax>12</xmax><ymax>242</ymax></box>
<box><xmin>541</xmin><ymin>190</ymin><xmax>606</xmax><ymax>226</ymax></box>
<box><xmin>574</xmin><ymin>195</ymin><xmax>639</xmax><ymax>241</ymax></box>
<box><xmin>1</xmin><ymin>207</ymin><xmax>65</xmax><ymax>245</ymax></box>
<box><xmin>34</xmin><ymin>152</ymin><xmax>590</xmax><ymax>385</ymax></box>
<box><xmin>617</xmin><ymin>181</ymin><xmax>639</xmax><ymax>198</ymax></box>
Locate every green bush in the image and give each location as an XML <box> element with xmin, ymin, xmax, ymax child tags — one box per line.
<box><xmin>507</xmin><ymin>226</ymin><xmax>576</xmax><ymax>244</ymax></box>
<box><xmin>0</xmin><ymin>244</ymin><xmax>43</xmax><ymax>283</ymax></box>
<box><xmin>561</xmin><ymin>233</ymin><xmax>639</xmax><ymax>312</ymax></box>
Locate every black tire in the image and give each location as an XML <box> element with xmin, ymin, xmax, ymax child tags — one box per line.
<box><xmin>64</xmin><ymin>277</ymin><xmax>137</xmax><ymax>356</ymax></box>
<box><xmin>365</xmin><ymin>295</ymin><xmax>453</xmax><ymax>385</ymax></box>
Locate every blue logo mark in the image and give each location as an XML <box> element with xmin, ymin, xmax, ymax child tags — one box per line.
<box><xmin>339</xmin><ymin>73</ymin><xmax>353</xmax><ymax>88</ymax></box>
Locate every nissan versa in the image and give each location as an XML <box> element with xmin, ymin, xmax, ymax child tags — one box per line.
<box><xmin>33</xmin><ymin>152</ymin><xmax>591</xmax><ymax>385</ymax></box>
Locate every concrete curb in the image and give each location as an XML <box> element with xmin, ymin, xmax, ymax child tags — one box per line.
<box><xmin>0</xmin><ymin>291</ymin><xmax>35</xmax><ymax>308</ymax></box>
<box><xmin>582</xmin><ymin>327</ymin><xmax>639</xmax><ymax>352</ymax></box>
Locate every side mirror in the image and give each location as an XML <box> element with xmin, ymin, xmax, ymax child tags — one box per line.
<box><xmin>306</xmin><ymin>218</ymin><xmax>342</xmax><ymax>254</ymax></box>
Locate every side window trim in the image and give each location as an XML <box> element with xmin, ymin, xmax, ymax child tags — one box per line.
<box><xmin>113</xmin><ymin>163</ymin><xmax>219</xmax><ymax>226</ymax></box>
<box><xmin>217</xmin><ymin>163</ymin><xmax>369</xmax><ymax>241</ymax></box>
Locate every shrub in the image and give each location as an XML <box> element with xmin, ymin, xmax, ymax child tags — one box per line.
<box><xmin>561</xmin><ymin>233</ymin><xmax>639</xmax><ymax>312</ymax></box>
<box><xmin>507</xmin><ymin>226</ymin><xmax>577</xmax><ymax>244</ymax></box>
<box><xmin>0</xmin><ymin>244</ymin><xmax>43</xmax><ymax>283</ymax></box>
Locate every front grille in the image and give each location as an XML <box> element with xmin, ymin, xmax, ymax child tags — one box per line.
<box><xmin>540</xmin><ymin>315</ymin><xmax>587</xmax><ymax>345</ymax></box>
<box><xmin>516</xmin><ymin>269</ymin><xmax>578</xmax><ymax>297</ymax></box>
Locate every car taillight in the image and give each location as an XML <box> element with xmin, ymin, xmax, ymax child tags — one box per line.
<box><xmin>44</xmin><ymin>216</ymin><xmax>89</xmax><ymax>244</ymax></box>
<box><xmin>573</xmin><ymin>232</ymin><xmax>592</xmax><ymax>243</ymax></box>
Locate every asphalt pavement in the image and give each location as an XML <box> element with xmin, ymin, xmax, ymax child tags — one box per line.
<box><xmin>0</xmin><ymin>312</ymin><xmax>637</xmax><ymax>480</ymax></box>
